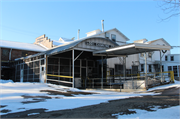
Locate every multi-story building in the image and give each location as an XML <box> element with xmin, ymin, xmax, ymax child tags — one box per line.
<box><xmin>1</xmin><ymin>27</ymin><xmax>178</xmax><ymax>87</ymax></box>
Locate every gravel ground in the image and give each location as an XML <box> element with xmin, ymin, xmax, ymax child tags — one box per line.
<box><xmin>1</xmin><ymin>87</ymin><xmax>179</xmax><ymax>118</ymax></box>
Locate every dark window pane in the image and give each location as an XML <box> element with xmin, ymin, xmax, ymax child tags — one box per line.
<box><xmin>60</xmin><ymin>58</ymin><xmax>69</xmax><ymax>65</ymax></box>
<box><xmin>171</xmin><ymin>56</ymin><xmax>174</xmax><ymax>61</ymax></box>
<box><xmin>60</xmin><ymin>66</ymin><xmax>70</xmax><ymax>72</ymax></box>
<box><xmin>2</xmin><ymin>49</ymin><xmax>9</xmax><ymax>56</ymax></box>
<box><xmin>48</xmin><ymin>58</ymin><xmax>58</xmax><ymax>64</ymax></box>
<box><xmin>74</xmin><ymin>60</ymin><xmax>80</xmax><ymax>66</ymax></box>
<box><xmin>22</xmin><ymin>51</ymin><xmax>28</xmax><ymax>57</ymax></box>
<box><xmin>41</xmin><ymin>60</ymin><xmax>44</xmax><ymax>65</ymax></box>
<box><xmin>88</xmin><ymin>61</ymin><xmax>93</xmax><ymax>67</ymax></box>
<box><xmin>82</xmin><ymin>60</ymin><xmax>86</xmax><ymax>67</ymax></box>
<box><xmin>111</xmin><ymin>34</ymin><xmax>116</xmax><ymax>42</ymax></box>
<box><xmin>48</xmin><ymin>65</ymin><xmax>58</xmax><ymax>72</ymax></box>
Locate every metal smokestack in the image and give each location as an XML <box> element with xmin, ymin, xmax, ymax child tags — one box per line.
<box><xmin>101</xmin><ymin>20</ymin><xmax>104</xmax><ymax>32</ymax></box>
<box><xmin>78</xmin><ymin>29</ymin><xmax>80</xmax><ymax>40</ymax></box>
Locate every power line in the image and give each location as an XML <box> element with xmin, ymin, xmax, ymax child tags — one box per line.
<box><xmin>0</xmin><ymin>25</ymin><xmax>60</xmax><ymax>38</ymax></box>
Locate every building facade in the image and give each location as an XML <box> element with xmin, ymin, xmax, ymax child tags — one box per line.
<box><xmin>0</xmin><ymin>40</ymin><xmax>46</xmax><ymax>79</ymax></box>
<box><xmin>1</xmin><ymin>27</ymin><xmax>178</xmax><ymax>89</ymax></box>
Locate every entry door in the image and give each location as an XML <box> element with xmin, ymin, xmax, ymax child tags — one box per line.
<box><xmin>40</xmin><ymin>65</ymin><xmax>46</xmax><ymax>83</ymax></box>
<box><xmin>81</xmin><ymin>68</ymin><xmax>86</xmax><ymax>87</ymax></box>
<box><xmin>132</xmin><ymin>66</ymin><xmax>138</xmax><ymax>75</ymax></box>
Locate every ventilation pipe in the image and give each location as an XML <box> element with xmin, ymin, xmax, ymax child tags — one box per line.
<box><xmin>101</xmin><ymin>20</ymin><xmax>104</xmax><ymax>32</ymax></box>
<box><xmin>9</xmin><ymin>48</ymin><xmax>12</xmax><ymax>61</ymax></box>
<box><xmin>78</xmin><ymin>29</ymin><xmax>80</xmax><ymax>40</ymax></box>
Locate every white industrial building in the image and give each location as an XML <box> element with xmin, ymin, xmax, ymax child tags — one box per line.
<box><xmin>2</xmin><ymin>20</ymin><xmax>179</xmax><ymax>91</ymax></box>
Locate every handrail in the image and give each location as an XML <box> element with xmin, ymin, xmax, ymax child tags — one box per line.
<box><xmin>47</xmin><ymin>79</ymin><xmax>73</xmax><ymax>84</ymax></box>
<box><xmin>106</xmin><ymin>71</ymin><xmax>174</xmax><ymax>82</ymax></box>
<box><xmin>47</xmin><ymin>74</ymin><xmax>73</xmax><ymax>78</ymax></box>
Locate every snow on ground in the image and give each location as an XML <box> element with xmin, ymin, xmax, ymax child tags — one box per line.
<box><xmin>148</xmin><ymin>80</ymin><xmax>180</xmax><ymax>91</ymax></box>
<box><xmin>113</xmin><ymin>106</ymin><xmax>180</xmax><ymax>119</ymax></box>
<box><xmin>0</xmin><ymin>79</ymin><xmax>180</xmax><ymax>116</ymax></box>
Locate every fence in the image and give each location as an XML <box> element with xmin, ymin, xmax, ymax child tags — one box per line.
<box><xmin>46</xmin><ymin>71</ymin><xmax>174</xmax><ymax>89</ymax></box>
<box><xmin>85</xmin><ymin>71</ymin><xmax>174</xmax><ymax>89</ymax></box>
<box><xmin>46</xmin><ymin>74</ymin><xmax>73</xmax><ymax>87</ymax></box>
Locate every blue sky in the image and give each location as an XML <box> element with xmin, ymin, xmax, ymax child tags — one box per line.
<box><xmin>0</xmin><ymin>0</ymin><xmax>179</xmax><ymax>54</ymax></box>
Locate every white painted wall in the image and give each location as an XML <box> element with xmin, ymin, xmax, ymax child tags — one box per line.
<box><xmin>93</xmin><ymin>29</ymin><xmax>128</xmax><ymax>71</ymax></box>
<box><xmin>93</xmin><ymin>29</ymin><xmax>127</xmax><ymax>46</ymax></box>
<box><xmin>126</xmin><ymin>54</ymin><xmax>139</xmax><ymax>69</ymax></box>
<box><xmin>148</xmin><ymin>40</ymin><xmax>171</xmax><ymax>61</ymax></box>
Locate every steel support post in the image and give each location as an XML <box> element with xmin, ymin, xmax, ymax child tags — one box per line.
<box><xmin>45</xmin><ymin>54</ymin><xmax>47</xmax><ymax>83</ymax></box>
<box><xmin>160</xmin><ymin>50</ymin><xmax>163</xmax><ymax>82</ymax></box>
<box><xmin>72</xmin><ymin>50</ymin><xmax>75</xmax><ymax>88</ymax></box>
<box><xmin>123</xmin><ymin>56</ymin><xmax>126</xmax><ymax>77</ymax></box>
<box><xmin>144</xmin><ymin>52</ymin><xmax>148</xmax><ymax>90</ymax></box>
<box><xmin>101</xmin><ymin>56</ymin><xmax>103</xmax><ymax>89</ymax></box>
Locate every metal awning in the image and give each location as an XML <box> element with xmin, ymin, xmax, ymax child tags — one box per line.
<box><xmin>93</xmin><ymin>43</ymin><xmax>171</xmax><ymax>56</ymax></box>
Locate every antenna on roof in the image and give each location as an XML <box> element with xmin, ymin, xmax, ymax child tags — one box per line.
<box><xmin>78</xmin><ymin>29</ymin><xmax>80</xmax><ymax>40</ymax></box>
<box><xmin>101</xmin><ymin>20</ymin><xmax>104</xmax><ymax>32</ymax></box>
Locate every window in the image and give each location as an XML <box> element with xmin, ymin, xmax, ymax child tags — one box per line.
<box><xmin>162</xmin><ymin>65</ymin><xmax>164</xmax><ymax>72</ymax></box>
<box><xmin>168</xmin><ymin>66</ymin><xmax>172</xmax><ymax>77</ymax></box>
<box><xmin>148</xmin><ymin>52</ymin><xmax>152</xmax><ymax>58</ymax></box>
<box><xmin>111</xmin><ymin>34</ymin><xmax>116</xmax><ymax>42</ymax></box>
<box><xmin>2</xmin><ymin>49</ymin><xmax>9</xmax><ymax>56</ymax></box>
<box><xmin>171</xmin><ymin>56</ymin><xmax>174</xmax><ymax>61</ymax></box>
<box><xmin>173</xmin><ymin>66</ymin><xmax>178</xmax><ymax>76</ymax></box>
<box><xmin>168</xmin><ymin>66</ymin><xmax>172</xmax><ymax>71</ymax></box>
<box><xmin>115</xmin><ymin>64</ymin><xmax>123</xmax><ymax>75</ymax></box>
<box><xmin>149</xmin><ymin>65</ymin><xmax>152</xmax><ymax>72</ymax></box>
<box><xmin>141</xmin><ymin>64</ymin><xmax>144</xmax><ymax>72</ymax></box>
<box><xmin>165</xmin><ymin>56</ymin><xmax>168</xmax><ymax>61</ymax></box>
<box><xmin>22</xmin><ymin>51</ymin><xmax>28</xmax><ymax>57</ymax></box>
<box><xmin>105</xmin><ymin>32</ymin><xmax>110</xmax><ymax>39</ymax></box>
<box><xmin>140</xmin><ymin>53</ymin><xmax>144</xmax><ymax>57</ymax></box>
<box><xmin>109</xmin><ymin>68</ymin><xmax>114</xmax><ymax>75</ymax></box>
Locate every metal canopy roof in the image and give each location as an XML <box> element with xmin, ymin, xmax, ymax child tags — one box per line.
<box><xmin>93</xmin><ymin>43</ymin><xmax>171</xmax><ymax>56</ymax></box>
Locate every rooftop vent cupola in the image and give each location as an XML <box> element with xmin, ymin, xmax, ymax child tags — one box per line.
<box><xmin>86</xmin><ymin>29</ymin><xmax>102</xmax><ymax>37</ymax></box>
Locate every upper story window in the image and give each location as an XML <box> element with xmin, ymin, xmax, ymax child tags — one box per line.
<box><xmin>111</xmin><ymin>34</ymin><xmax>116</xmax><ymax>42</ymax></box>
<box><xmin>22</xmin><ymin>51</ymin><xmax>28</xmax><ymax>57</ymax></box>
<box><xmin>171</xmin><ymin>56</ymin><xmax>174</xmax><ymax>61</ymax></box>
<box><xmin>140</xmin><ymin>53</ymin><xmax>144</xmax><ymax>57</ymax></box>
<box><xmin>165</xmin><ymin>56</ymin><xmax>168</xmax><ymax>61</ymax></box>
<box><xmin>105</xmin><ymin>32</ymin><xmax>110</xmax><ymax>39</ymax></box>
<box><xmin>148</xmin><ymin>52</ymin><xmax>152</xmax><ymax>58</ymax></box>
<box><xmin>2</xmin><ymin>49</ymin><xmax>9</xmax><ymax>56</ymax></box>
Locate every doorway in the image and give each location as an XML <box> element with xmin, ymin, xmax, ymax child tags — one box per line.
<box><xmin>81</xmin><ymin>67</ymin><xmax>86</xmax><ymax>88</ymax></box>
<box><xmin>40</xmin><ymin>65</ymin><xmax>45</xmax><ymax>83</ymax></box>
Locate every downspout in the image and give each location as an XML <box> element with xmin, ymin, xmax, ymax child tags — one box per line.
<box><xmin>9</xmin><ymin>49</ymin><xmax>12</xmax><ymax>61</ymax></box>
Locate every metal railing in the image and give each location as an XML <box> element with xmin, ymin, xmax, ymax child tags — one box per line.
<box><xmin>46</xmin><ymin>74</ymin><xmax>73</xmax><ymax>86</ymax></box>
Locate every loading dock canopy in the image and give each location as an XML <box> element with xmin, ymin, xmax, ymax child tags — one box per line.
<box><xmin>93</xmin><ymin>43</ymin><xmax>171</xmax><ymax>56</ymax></box>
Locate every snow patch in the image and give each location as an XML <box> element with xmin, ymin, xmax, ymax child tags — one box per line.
<box><xmin>113</xmin><ymin>106</ymin><xmax>180</xmax><ymax>119</ymax></box>
<box><xmin>0</xmin><ymin>79</ymin><xmax>14</xmax><ymax>83</ymax></box>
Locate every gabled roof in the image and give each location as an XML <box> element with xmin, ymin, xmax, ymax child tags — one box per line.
<box><xmin>16</xmin><ymin>37</ymin><xmax>119</xmax><ymax>60</ymax></box>
<box><xmin>46</xmin><ymin>37</ymin><xmax>118</xmax><ymax>56</ymax></box>
<box><xmin>85</xmin><ymin>28</ymin><xmax>130</xmax><ymax>41</ymax></box>
<box><xmin>106</xmin><ymin>28</ymin><xmax>130</xmax><ymax>41</ymax></box>
<box><xmin>146</xmin><ymin>38</ymin><xmax>171</xmax><ymax>46</ymax></box>
<box><xmin>0</xmin><ymin>40</ymin><xmax>46</xmax><ymax>52</ymax></box>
